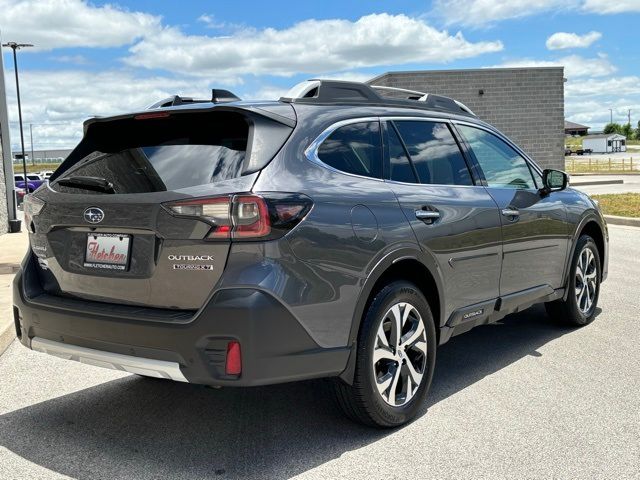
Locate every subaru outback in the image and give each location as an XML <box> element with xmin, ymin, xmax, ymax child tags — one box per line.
<box><xmin>14</xmin><ymin>80</ymin><xmax>608</xmax><ymax>427</ymax></box>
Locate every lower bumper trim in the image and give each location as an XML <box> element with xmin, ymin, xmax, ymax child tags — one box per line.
<box><xmin>30</xmin><ymin>337</ymin><xmax>188</xmax><ymax>382</ymax></box>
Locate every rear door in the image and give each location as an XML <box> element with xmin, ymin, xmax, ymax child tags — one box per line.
<box><xmin>454</xmin><ymin>122</ymin><xmax>570</xmax><ymax>296</ymax></box>
<box><xmin>29</xmin><ymin>108</ymin><xmax>292</xmax><ymax>310</ymax></box>
<box><xmin>383</xmin><ymin>118</ymin><xmax>503</xmax><ymax>324</ymax></box>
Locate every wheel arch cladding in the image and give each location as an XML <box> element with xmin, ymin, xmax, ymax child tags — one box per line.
<box><xmin>340</xmin><ymin>257</ymin><xmax>441</xmax><ymax>385</ymax></box>
<box><xmin>579</xmin><ymin>220</ymin><xmax>605</xmax><ymax>273</ymax></box>
<box><xmin>354</xmin><ymin>258</ymin><xmax>441</xmax><ymax>347</ymax></box>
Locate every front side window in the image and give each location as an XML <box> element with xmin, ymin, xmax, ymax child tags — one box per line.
<box><xmin>317</xmin><ymin>122</ymin><xmax>382</xmax><ymax>178</ymax></box>
<box><xmin>457</xmin><ymin>125</ymin><xmax>535</xmax><ymax>190</ymax></box>
<box><xmin>393</xmin><ymin>121</ymin><xmax>473</xmax><ymax>186</ymax></box>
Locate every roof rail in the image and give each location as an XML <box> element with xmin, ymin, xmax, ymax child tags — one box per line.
<box><xmin>148</xmin><ymin>89</ymin><xmax>242</xmax><ymax>110</ymax></box>
<box><xmin>370</xmin><ymin>85</ymin><xmax>476</xmax><ymax>116</ymax></box>
<box><xmin>280</xmin><ymin>80</ymin><xmax>476</xmax><ymax>117</ymax></box>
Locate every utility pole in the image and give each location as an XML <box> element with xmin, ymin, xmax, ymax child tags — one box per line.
<box><xmin>2</xmin><ymin>41</ymin><xmax>33</xmax><ymax>197</ymax></box>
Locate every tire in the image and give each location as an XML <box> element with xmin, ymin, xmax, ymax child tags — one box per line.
<box><xmin>545</xmin><ymin>235</ymin><xmax>601</xmax><ymax>326</ymax></box>
<box><xmin>331</xmin><ymin>280</ymin><xmax>437</xmax><ymax>428</ymax></box>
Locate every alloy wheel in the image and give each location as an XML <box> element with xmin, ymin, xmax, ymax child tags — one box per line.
<box><xmin>575</xmin><ymin>247</ymin><xmax>597</xmax><ymax>314</ymax></box>
<box><xmin>372</xmin><ymin>302</ymin><xmax>427</xmax><ymax>407</ymax></box>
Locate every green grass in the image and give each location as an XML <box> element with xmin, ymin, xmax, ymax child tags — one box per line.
<box><xmin>13</xmin><ymin>163</ymin><xmax>61</xmax><ymax>174</ymax></box>
<box><xmin>592</xmin><ymin>193</ymin><xmax>640</xmax><ymax>218</ymax></box>
<box><xmin>565</xmin><ymin>136</ymin><xmax>583</xmax><ymax>148</ymax></box>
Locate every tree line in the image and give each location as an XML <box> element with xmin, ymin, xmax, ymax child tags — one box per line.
<box><xmin>603</xmin><ymin>121</ymin><xmax>640</xmax><ymax>140</ymax></box>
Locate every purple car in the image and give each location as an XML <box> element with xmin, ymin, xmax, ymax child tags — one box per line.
<box><xmin>14</xmin><ymin>173</ymin><xmax>45</xmax><ymax>192</ymax></box>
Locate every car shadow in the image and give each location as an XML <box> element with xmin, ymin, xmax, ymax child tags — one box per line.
<box><xmin>0</xmin><ymin>305</ymin><xmax>582</xmax><ymax>479</ymax></box>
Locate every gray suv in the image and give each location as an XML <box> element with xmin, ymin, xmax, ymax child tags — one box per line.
<box><xmin>14</xmin><ymin>80</ymin><xmax>608</xmax><ymax>427</ymax></box>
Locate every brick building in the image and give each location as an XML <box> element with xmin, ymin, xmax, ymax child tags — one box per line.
<box><xmin>368</xmin><ymin>67</ymin><xmax>565</xmax><ymax>171</ymax></box>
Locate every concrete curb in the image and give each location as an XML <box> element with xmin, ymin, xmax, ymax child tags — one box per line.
<box><xmin>571</xmin><ymin>179</ymin><xmax>624</xmax><ymax>187</ymax></box>
<box><xmin>0</xmin><ymin>321</ymin><xmax>16</xmax><ymax>356</ymax></box>
<box><xmin>604</xmin><ymin>215</ymin><xmax>640</xmax><ymax>227</ymax></box>
<box><xmin>0</xmin><ymin>264</ymin><xmax>21</xmax><ymax>275</ymax></box>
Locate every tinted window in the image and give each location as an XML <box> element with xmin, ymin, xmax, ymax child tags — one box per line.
<box><xmin>393</xmin><ymin>121</ymin><xmax>472</xmax><ymax>186</ymax></box>
<box><xmin>53</xmin><ymin>111</ymin><xmax>249</xmax><ymax>193</ymax></box>
<box><xmin>457</xmin><ymin>125</ymin><xmax>535</xmax><ymax>190</ymax></box>
<box><xmin>317</xmin><ymin>122</ymin><xmax>382</xmax><ymax>178</ymax></box>
<box><xmin>388</xmin><ymin>125</ymin><xmax>417</xmax><ymax>183</ymax></box>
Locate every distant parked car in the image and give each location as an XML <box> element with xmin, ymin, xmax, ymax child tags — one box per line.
<box><xmin>39</xmin><ymin>170</ymin><xmax>55</xmax><ymax>179</ymax></box>
<box><xmin>14</xmin><ymin>173</ymin><xmax>44</xmax><ymax>192</ymax></box>
<box><xmin>565</xmin><ymin>147</ymin><xmax>572</xmax><ymax>156</ymax></box>
<box><xmin>15</xmin><ymin>187</ymin><xmax>26</xmax><ymax>206</ymax></box>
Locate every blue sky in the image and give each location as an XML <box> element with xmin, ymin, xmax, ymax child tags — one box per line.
<box><xmin>1</xmin><ymin>0</ymin><xmax>639</xmax><ymax>149</ymax></box>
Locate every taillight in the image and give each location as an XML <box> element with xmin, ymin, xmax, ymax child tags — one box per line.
<box><xmin>23</xmin><ymin>194</ymin><xmax>46</xmax><ymax>232</ymax></box>
<box><xmin>164</xmin><ymin>193</ymin><xmax>312</xmax><ymax>241</ymax></box>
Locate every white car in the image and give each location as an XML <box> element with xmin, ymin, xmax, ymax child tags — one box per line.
<box><xmin>39</xmin><ymin>170</ymin><xmax>54</xmax><ymax>179</ymax></box>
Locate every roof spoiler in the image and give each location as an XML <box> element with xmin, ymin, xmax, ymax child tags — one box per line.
<box><xmin>147</xmin><ymin>89</ymin><xmax>242</xmax><ymax>109</ymax></box>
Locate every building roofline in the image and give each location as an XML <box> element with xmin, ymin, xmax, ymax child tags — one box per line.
<box><xmin>368</xmin><ymin>66</ymin><xmax>565</xmax><ymax>83</ymax></box>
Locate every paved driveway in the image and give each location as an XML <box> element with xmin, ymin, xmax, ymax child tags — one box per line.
<box><xmin>0</xmin><ymin>225</ymin><xmax>638</xmax><ymax>480</ymax></box>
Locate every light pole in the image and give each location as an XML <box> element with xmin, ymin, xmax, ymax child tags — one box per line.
<box><xmin>29</xmin><ymin>123</ymin><xmax>34</xmax><ymax>166</ymax></box>
<box><xmin>2</xmin><ymin>41</ymin><xmax>33</xmax><ymax>194</ymax></box>
<box><xmin>609</xmin><ymin>108</ymin><xmax>613</xmax><ymax>124</ymax></box>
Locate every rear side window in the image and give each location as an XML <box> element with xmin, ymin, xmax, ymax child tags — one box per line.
<box><xmin>317</xmin><ymin>122</ymin><xmax>382</xmax><ymax>178</ymax></box>
<box><xmin>393</xmin><ymin>121</ymin><xmax>473</xmax><ymax>186</ymax></box>
<box><xmin>53</xmin><ymin>111</ymin><xmax>249</xmax><ymax>193</ymax></box>
<box><xmin>457</xmin><ymin>125</ymin><xmax>536</xmax><ymax>190</ymax></box>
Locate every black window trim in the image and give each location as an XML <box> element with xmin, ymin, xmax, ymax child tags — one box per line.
<box><xmin>305</xmin><ymin>116</ymin><xmax>385</xmax><ymax>182</ymax></box>
<box><xmin>451</xmin><ymin>119</ymin><xmax>545</xmax><ymax>190</ymax></box>
<box><xmin>387</xmin><ymin>121</ymin><xmax>420</xmax><ymax>183</ymax></box>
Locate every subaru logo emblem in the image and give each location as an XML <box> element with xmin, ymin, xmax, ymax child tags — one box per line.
<box><xmin>83</xmin><ymin>207</ymin><xmax>104</xmax><ymax>224</ymax></box>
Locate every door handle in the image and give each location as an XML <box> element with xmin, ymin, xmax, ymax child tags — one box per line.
<box><xmin>415</xmin><ymin>209</ymin><xmax>440</xmax><ymax>222</ymax></box>
<box><xmin>501</xmin><ymin>208</ymin><xmax>520</xmax><ymax>219</ymax></box>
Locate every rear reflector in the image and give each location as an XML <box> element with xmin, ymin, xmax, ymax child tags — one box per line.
<box><xmin>225</xmin><ymin>341</ymin><xmax>242</xmax><ymax>375</ymax></box>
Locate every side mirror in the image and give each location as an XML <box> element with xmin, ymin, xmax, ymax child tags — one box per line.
<box><xmin>542</xmin><ymin>169</ymin><xmax>568</xmax><ymax>193</ymax></box>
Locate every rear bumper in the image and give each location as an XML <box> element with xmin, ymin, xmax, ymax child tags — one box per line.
<box><xmin>13</xmin><ymin>254</ymin><xmax>350</xmax><ymax>386</ymax></box>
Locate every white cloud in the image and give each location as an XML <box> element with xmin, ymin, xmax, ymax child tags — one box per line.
<box><xmin>125</xmin><ymin>13</ymin><xmax>503</xmax><ymax>77</ymax></box>
<box><xmin>546</xmin><ymin>31</ymin><xmax>601</xmax><ymax>50</ymax></box>
<box><xmin>490</xmin><ymin>54</ymin><xmax>616</xmax><ymax>78</ymax></box>
<box><xmin>434</xmin><ymin>0</ymin><xmax>640</xmax><ymax>26</ymax></box>
<box><xmin>582</xmin><ymin>0</ymin><xmax>640</xmax><ymax>14</ymax></box>
<box><xmin>565</xmin><ymin>76</ymin><xmax>640</xmax><ymax>97</ymax></box>
<box><xmin>433</xmin><ymin>0</ymin><xmax>575</xmax><ymax>27</ymax></box>
<box><xmin>0</xmin><ymin>0</ymin><xmax>160</xmax><ymax>50</ymax></box>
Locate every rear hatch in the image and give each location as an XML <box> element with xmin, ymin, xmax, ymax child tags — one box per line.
<box><xmin>26</xmin><ymin>105</ymin><xmax>294</xmax><ymax>310</ymax></box>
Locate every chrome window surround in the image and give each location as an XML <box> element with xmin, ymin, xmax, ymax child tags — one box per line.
<box><xmin>305</xmin><ymin>116</ymin><xmax>545</xmax><ymax>189</ymax></box>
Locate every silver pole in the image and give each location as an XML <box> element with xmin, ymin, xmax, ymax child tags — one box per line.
<box><xmin>0</xmin><ymin>38</ymin><xmax>18</xmax><ymax>227</ymax></box>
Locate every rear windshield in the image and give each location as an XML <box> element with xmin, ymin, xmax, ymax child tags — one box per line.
<box><xmin>53</xmin><ymin>111</ymin><xmax>249</xmax><ymax>193</ymax></box>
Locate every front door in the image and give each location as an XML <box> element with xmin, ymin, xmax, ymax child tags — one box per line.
<box><xmin>454</xmin><ymin>123</ymin><xmax>570</xmax><ymax>297</ymax></box>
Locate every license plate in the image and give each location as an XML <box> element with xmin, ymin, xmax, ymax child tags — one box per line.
<box><xmin>84</xmin><ymin>233</ymin><xmax>131</xmax><ymax>271</ymax></box>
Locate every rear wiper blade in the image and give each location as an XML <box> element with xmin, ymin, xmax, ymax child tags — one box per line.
<box><xmin>56</xmin><ymin>176</ymin><xmax>116</xmax><ymax>194</ymax></box>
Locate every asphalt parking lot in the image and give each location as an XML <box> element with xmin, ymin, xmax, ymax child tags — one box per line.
<box><xmin>0</xmin><ymin>225</ymin><xmax>638</xmax><ymax>480</ymax></box>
